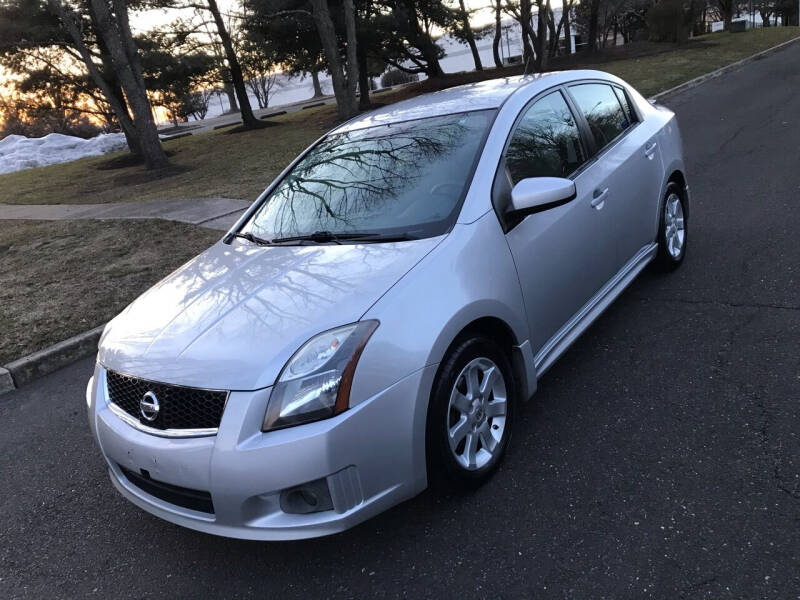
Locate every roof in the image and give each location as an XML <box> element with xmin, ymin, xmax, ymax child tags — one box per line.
<box><xmin>333</xmin><ymin>70</ymin><xmax>625</xmax><ymax>134</ymax></box>
<box><xmin>334</xmin><ymin>74</ymin><xmax>537</xmax><ymax>133</ymax></box>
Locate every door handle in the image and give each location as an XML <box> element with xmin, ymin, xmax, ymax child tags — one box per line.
<box><xmin>644</xmin><ymin>141</ymin><xmax>658</xmax><ymax>158</ymax></box>
<box><xmin>591</xmin><ymin>188</ymin><xmax>609</xmax><ymax>210</ymax></box>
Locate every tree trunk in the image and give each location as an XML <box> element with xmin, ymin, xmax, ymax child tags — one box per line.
<box><xmin>357</xmin><ymin>38</ymin><xmax>371</xmax><ymax>108</ymax></box>
<box><xmin>587</xmin><ymin>0</ymin><xmax>600</xmax><ymax>53</ymax></box>
<box><xmin>458</xmin><ymin>0</ymin><xmax>482</xmax><ymax>71</ymax></box>
<box><xmin>547</xmin><ymin>3</ymin><xmax>558</xmax><ymax>57</ymax></box>
<box><xmin>106</xmin><ymin>76</ymin><xmax>141</xmax><ymax>155</ymax></box>
<box><xmin>721</xmin><ymin>0</ymin><xmax>733</xmax><ymax>31</ymax></box>
<box><xmin>88</xmin><ymin>0</ymin><xmax>168</xmax><ymax>168</ymax></box>
<box><xmin>493</xmin><ymin>0</ymin><xmax>503</xmax><ymax>67</ymax></box>
<box><xmin>534</xmin><ymin>0</ymin><xmax>548</xmax><ymax>71</ymax></box>
<box><xmin>205</xmin><ymin>0</ymin><xmax>259</xmax><ymax>128</ymax></box>
<box><xmin>224</xmin><ymin>80</ymin><xmax>239</xmax><ymax>112</ymax></box>
<box><xmin>407</xmin><ymin>8</ymin><xmax>445</xmax><ymax>77</ymax></box>
<box><xmin>416</xmin><ymin>35</ymin><xmax>445</xmax><ymax>77</ymax></box>
<box><xmin>519</xmin><ymin>0</ymin><xmax>535</xmax><ymax>72</ymax></box>
<box><xmin>309</xmin><ymin>0</ymin><xmax>358</xmax><ymax>120</ymax></box>
<box><xmin>82</xmin><ymin>2</ymin><xmax>143</xmax><ymax>157</ymax></box>
<box><xmin>343</xmin><ymin>0</ymin><xmax>359</xmax><ymax>109</ymax></box>
<box><xmin>310</xmin><ymin>66</ymin><xmax>324</xmax><ymax>97</ymax></box>
<box><xmin>563</xmin><ymin>5</ymin><xmax>571</xmax><ymax>55</ymax></box>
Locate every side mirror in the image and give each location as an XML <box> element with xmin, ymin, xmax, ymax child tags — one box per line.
<box><xmin>509</xmin><ymin>177</ymin><xmax>577</xmax><ymax>216</ymax></box>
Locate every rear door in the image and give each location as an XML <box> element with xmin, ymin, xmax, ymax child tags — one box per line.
<box><xmin>566</xmin><ymin>82</ymin><xmax>664</xmax><ymax>265</ymax></box>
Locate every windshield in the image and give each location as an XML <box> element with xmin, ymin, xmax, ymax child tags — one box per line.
<box><xmin>241</xmin><ymin>110</ymin><xmax>496</xmax><ymax>241</ymax></box>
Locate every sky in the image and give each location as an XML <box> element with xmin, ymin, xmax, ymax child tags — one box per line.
<box><xmin>130</xmin><ymin>0</ymin><xmax>515</xmax><ymax>35</ymax></box>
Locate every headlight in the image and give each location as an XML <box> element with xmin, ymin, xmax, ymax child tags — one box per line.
<box><xmin>262</xmin><ymin>321</ymin><xmax>379</xmax><ymax>432</ymax></box>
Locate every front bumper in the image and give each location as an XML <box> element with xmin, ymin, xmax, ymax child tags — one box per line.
<box><xmin>87</xmin><ymin>364</ymin><xmax>435</xmax><ymax>540</ymax></box>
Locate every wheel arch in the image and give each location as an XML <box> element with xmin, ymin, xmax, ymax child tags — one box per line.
<box><xmin>652</xmin><ymin>158</ymin><xmax>689</xmax><ymax>240</ymax></box>
<box><xmin>431</xmin><ymin>313</ymin><xmax>536</xmax><ymax>407</ymax></box>
<box><xmin>666</xmin><ymin>169</ymin><xmax>689</xmax><ymax>219</ymax></box>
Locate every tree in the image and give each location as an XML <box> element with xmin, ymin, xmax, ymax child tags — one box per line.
<box><xmin>647</xmin><ymin>0</ymin><xmax>695</xmax><ymax>42</ymax></box>
<box><xmin>183</xmin><ymin>88</ymin><xmax>215</xmax><ymax>119</ymax></box>
<box><xmin>139</xmin><ymin>33</ymin><xmax>215</xmax><ymax>126</ymax></box>
<box><xmin>587</xmin><ymin>0</ymin><xmax>601</xmax><ymax>51</ymax></box>
<box><xmin>240</xmin><ymin>38</ymin><xmax>280</xmax><ymax>108</ymax></box>
<box><xmin>244</xmin><ymin>0</ymin><xmax>359</xmax><ymax>119</ymax></box>
<box><xmin>492</xmin><ymin>0</ymin><xmax>502</xmax><ymax>67</ymax></box>
<box><xmin>0</xmin><ymin>69</ymin><xmax>105</xmax><ymax>137</ymax></box>
<box><xmin>544</xmin><ymin>0</ymin><xmax>576</xmax><ymax>57</ymax></box>
<box><xmin>355</xmin><ymin>0</ymin><xmax>385</xmax><ymax>107</ymax></box>
<box><xmin>242</xmin><ymin>0</ymin><xmax>327</xmax><ymax>100</ymax></box>
<box><xmin>202</xmin><ymin>0</ymin><xmax>261</xmax><ymax>127</ymax></box>
<box><xmin>715</xmin><ymin>0</ymin><xmax>734</xmax><ymax>29</ymax></box>
<box><xmin>451</xmin><ymin>0</ymin><xmax>482</xmax><ymax>71</ymax></box>
<box><xmin>755</xmin><ymin>0</ymin><xmax>775</xmax><ymax>26</ymax></box>
<box><xmin>534</xmin><ymin>0</ymin><xmax>549</xmax><ymax>70</ymax></box>
<box><xmin>375</xmin><ymin>0</ymin><xmax>449</xmax><ymax>77</ymax></box>
<box><xmin>0</xmin><ymin>43</ymin><xmax>119</xmax><ymax>128</ymax></box>
<box><xmin>0</xmin><ymin>0</ymin><xmax>169</xmax><ymax>167</ymax></box>
<box><xmin>575</xmin><ymin>0</ymin><xmax>635</xmax><ymax>51</ymax></box>
<box><xmin>504</xmin><ymin>0</ymin><xmax>536</xmax><ymax>71</ymax></box>
<box><xmin>53</xmin><ymin>0</ymin><xmax>169</xmax><ymax>168</ymax></box>
<box><xmin>309</xmin><ymin>0</ymin><xmax>359</xmax><ymax>119</ymax></box>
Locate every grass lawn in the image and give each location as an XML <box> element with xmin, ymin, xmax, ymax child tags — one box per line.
<box><xmin>0</xmin><ymin>109</ymin><xmax>329</xmax><ymax>205</ymax></box>
<box><xmin>0</xmin><ymin>219</ymin><xmax>220</xmax><ymax>364</ymax></box>
<box><xmin>2</xmin><ymin>27</ymin><xmax>797</xmax><ymax>207</ymax></box>
<box><xmin>599</xmin><ymin>27</ymin><xmax>800</xmax><ymax>97</ymax></box>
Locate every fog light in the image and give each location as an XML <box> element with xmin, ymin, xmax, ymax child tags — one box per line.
<box><xmin>279</xmin><ymin>478</ymin><xmax>334</xmax><ymax>514</ymax></box>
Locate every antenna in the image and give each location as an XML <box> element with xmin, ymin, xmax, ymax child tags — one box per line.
<box><xmin>523</xmin><ymin>51</ymin><xmax>532</xmax><ymax>76</ymax></box>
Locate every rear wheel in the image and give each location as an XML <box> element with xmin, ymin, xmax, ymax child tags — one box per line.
<box><xmin>654</xmin><ymin>183</ymin><xmax>687</xmax><ymax>270</ymax></box>
<box><xmin>426</xmin><ymin>336</ymin><xmax>514</xmax><ymax>489</ymax></box>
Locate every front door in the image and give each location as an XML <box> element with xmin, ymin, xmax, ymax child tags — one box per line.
<box><xmin>496</xmin><ymin>90</ymin><xmax>621</xmax><ymax>358</ymax></box>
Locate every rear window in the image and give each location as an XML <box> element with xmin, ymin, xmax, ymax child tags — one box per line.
<box><xmin>569</xmin><ymin>83</ymin><xmax>632</xmax><ymax>150</ymax></box>
<box><xmin>613</xmin><ymin>86</ymin><xmax>638</xmax><ymax>125</ymax></box>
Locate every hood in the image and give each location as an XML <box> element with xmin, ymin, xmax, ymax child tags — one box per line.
<box><xmin>99</xmin><ymin>237</ymin><xmax>442</xmax><ymax>390</ymax></box>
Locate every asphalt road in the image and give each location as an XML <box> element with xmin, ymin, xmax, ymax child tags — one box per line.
<box><xmin>2</xmin><ymin>44</ymin><xmax>800</xmax><ymax>599</ymax></box>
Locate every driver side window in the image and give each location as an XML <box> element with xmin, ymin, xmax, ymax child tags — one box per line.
<box><xmin>505</xmin><ymin>91</ymin><xmax>586</xmax><ymax>184</ymax></box>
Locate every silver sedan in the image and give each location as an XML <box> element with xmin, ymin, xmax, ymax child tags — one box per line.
<box><xmin>87</xmin><ymin>70</ymin><xmax>689</xmax><ymax>540</ymax></box>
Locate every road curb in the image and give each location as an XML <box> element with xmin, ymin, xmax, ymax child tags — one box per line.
<box><xmin>1</xmin><ymin>325</ymin><xmax>105</xmax><ymax>394</ymax></box>
<box><xmin>0</xmin><ymin>367</ymin><xmax>14</xmax><ymax>395</ymax></box>
<box><xmin>649</xmin><ymin>34</ymin><xmax>800</xmax><ymax>102</ymax></box>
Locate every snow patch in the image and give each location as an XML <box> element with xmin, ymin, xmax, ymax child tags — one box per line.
<box><xmin>0</xmin><ymin>132</ymin><xmax>127</xmax><ymax>175</ymax></box>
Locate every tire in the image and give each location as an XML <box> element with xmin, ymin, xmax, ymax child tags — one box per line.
<box><xmin>654</xmin><ymin>182</ymin><xmax>688</xmax><ymax>271</ymax></box>
<box><xmin>426</xmin><ymin>335</ymin><xmax>515</xmax><ymax>489</ymax></box>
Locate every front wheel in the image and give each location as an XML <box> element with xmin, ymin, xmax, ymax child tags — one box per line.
<box><xmin>426</xmin><ymin>336</ymin><xmax>514</xmax><ymax>489</ymax></box>
<box><xmin>654</xmin><ymin>183</ymin><xmax>688</xmax><ymax>270</ymax></box>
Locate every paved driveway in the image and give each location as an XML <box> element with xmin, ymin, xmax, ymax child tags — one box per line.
<box><xmin>1</xmin><ymin>43</ymin><xmax>799</xmax><ymax>599</ymax></box>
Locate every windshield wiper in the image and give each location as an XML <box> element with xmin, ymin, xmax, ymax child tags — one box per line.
<box><xmin>269</xmin><ymin>231</ymin><xmax>418</xmax><ymax>244</ymax></box>
<box><xmin>230</xmin><ymin>231</ymin><xmax>272</xmax><ymax>246</ymax></box>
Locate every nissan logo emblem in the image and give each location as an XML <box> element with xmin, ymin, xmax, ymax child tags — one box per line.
<box><xmin>140</xmin><ymin>391</ymin><xmax>160</xmax><ymax>422</ymax></box>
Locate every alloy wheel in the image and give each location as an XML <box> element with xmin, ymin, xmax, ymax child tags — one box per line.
<box><xmin>664</xmin><ymin>192</ymin><xmax>686</xmax><ymax>259</ymax></box>
<box><xmin>446</xmin><ymin>357</ymin><xmax>508</xmax><ymax>470</ymax></box>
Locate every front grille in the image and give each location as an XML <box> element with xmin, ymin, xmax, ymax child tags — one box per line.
<box><xmin>106</xmin><ymin>370</ymin><xmax>228</xmax><ymax>431</ymax></box>
<box><xmin>119</xmin><ymin>465</ymin><xmax>215</xmax><ymax>514</ymax></box>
